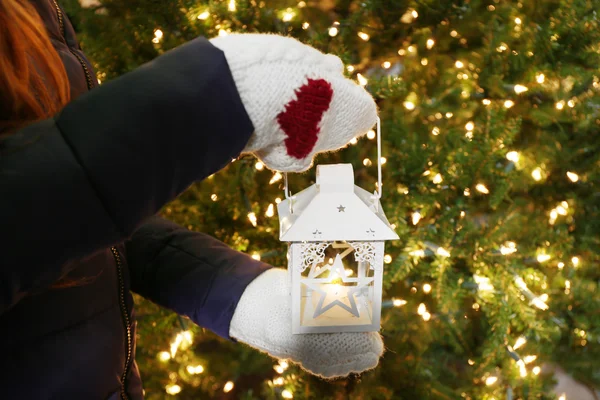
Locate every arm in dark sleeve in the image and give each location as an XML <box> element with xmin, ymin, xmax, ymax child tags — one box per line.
<box><xmin>0</xmin><ymin>37</ymin><xmax>254</xmax><ymax>313</ymax></box>
<box><xmin>125</xmin><ymin>216</ymin><xmax>272</xmax><ymax>339</ymax></box>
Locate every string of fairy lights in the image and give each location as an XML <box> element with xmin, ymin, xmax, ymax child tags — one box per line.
<box><xmin>120</xmin><ymin>1</ymin><xmax>600</xmax><ymax>398</ymax></box>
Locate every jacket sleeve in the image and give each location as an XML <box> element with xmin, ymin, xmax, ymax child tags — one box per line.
<box><xmin>125</xmin><ymin>216</ymin><xmax>272</xmax><ymax>340</ymax></box>
<box><xmin>0</xmin><ymin>37</ymin><xmax>254</xmax><ymax>314</ymax></box>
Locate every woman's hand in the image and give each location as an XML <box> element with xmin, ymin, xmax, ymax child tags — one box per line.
<box><xmin>229</xmin><ymin>269</ymin><xmax>384</xmax><ymax>379</ymax></box>
<box><xmin>210</xmin><ymin>34</ymin><xmax>377</xmax><ymax>173</ymax></box>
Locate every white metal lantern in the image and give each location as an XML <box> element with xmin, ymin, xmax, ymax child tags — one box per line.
<box><xmin>277</xmin><ymin>120</ymin><xmax>399</xmax><ymax>334</ymax></box>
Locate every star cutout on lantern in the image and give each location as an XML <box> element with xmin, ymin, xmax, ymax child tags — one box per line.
<box><xmin>337</xmin><ymin>205</ymin><xmax>346</xmax><ymax>212</ymax></box>
<box><xmin>367</xmin><ymin>228</ymin><xmax>376</xmax><ymax>237</ymax></box>
<box><xmin>312</xmin><ymin>229</ymin><xmax>322</xmax><ymax>239</ymax></box>
<box><xmin>303</xmin><ymin>254</ymin><xmax>374</xmax><ymax>319</ymax></box>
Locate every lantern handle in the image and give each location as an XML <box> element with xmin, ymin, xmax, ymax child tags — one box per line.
<box><xmin>374</xmin><ymin>116</ymin><xmax>383</xmax><ymax>200</ymax></box>
<box><xmin>284</xmin><ymin>172</ymin><xmax>295</xmax><ymax>214</ymax></box>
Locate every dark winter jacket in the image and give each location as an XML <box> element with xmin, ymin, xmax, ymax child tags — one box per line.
<box><xmin>0</xmin><ymin>1</ymin><xmax>271</xmax><ymax>398</ymax></box>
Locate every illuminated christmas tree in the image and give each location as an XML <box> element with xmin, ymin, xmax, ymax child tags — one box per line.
<box><xmin>64</xmin><ymin>0</ymin><xmax>600</xmax><ymax>398</ymax></box>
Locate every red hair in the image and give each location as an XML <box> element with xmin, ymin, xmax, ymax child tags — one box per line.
<box><xmin>0</xmin><ymin>0</ymin><xmax>70</xmax><ymax>134</ymax></box>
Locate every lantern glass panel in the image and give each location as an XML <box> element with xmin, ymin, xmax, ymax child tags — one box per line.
<box><xmin>292</xmin><ymin>241</ymin><xmax>383</xmax><ymax>333</ymax></box>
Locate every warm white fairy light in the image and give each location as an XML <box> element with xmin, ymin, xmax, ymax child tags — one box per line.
<box><xmin>367</xmin><ymin>129</ymin><xmax>376</xmax><ymax>139</ymax></box>
<box><xmin>558</xmin><ymin>394</ymin><xmax>566</xmax><ymax>400</ymax></box>
<box><xmin>298</xmin><ymin>1</ymin><xmax>306</xmax><ymax>7</ymax></box>
<box><xmin>566</xmin><ymin>171</ymin><xmax>579</xmax><ymax>182</ymax></box>
<box><xmin>571</xmin><ymin>256</ymin><xmax>580</xmax><ymax>267</ymax></box>
<box><xmin>556</xmin><ymin>101</ymin><xmax>565</xmax><ymax>110</ymax></box>
<box><xmin>565</xmin><ymin>280</ymin><xmax>571</xmax><ymax>294</ymax></box>
<box><xmin>504</xmin><ymin>100</ymin><xmax>515</xmax><ymax>108</ymax></box>
<box><xmin>532</xmin><ymin>366</ymin><xmax>541</xmax><ymax>375</ymax></box>
<box><xmin>531</xmin><ymin>167</ymin><xmax>543</xmax><ymax>181</ymax></box>
<box><xmin>273</xmin><ymin>377</ymin><xmax>284</xmax><ymax>386</ymax></box>
<box><xmin>523</xmin><ymin>355</ymin><xmax>537</xmax><ymax>364</ymax></box>
<box><xmin>537</xmin><ymin>254</ymin><xmax>551</xmax><ymax>263</ymax></box>
<box><xmin>482</xmin><ymin>98</ymin><xmax>491</xmax><ymax>105</ymax></box>
<box><xmin>211</xmin><ymin>193</ymin><xmax>218</xmax><ymax>201</ymax></box>
<box><xmin>531</xmin><ymin>297</ymin><xmax>549</xmax><ymax>310</ymax></box>
<box><xmin>465</xmin><ymin>121</ymin><xmax>475</xmax><ymax>131</ymax></box>
<box><xmin>422</xmin><ymin>312</ymin><xmax>432</xmax><ymax>321</ymax></box>
<box><xmin>568</xmin><ymin>99</ymin><xmax>575</xmax><ymax>107</ymax></box>
<box><xmin>275</xmin><ymin>197</ymin><xmax>282</xmax><ymax>204</ymax></box>
<box><xmin>255</xmin><ymin>161</ymin><xmax>265</xmax><ymax>171</ymax></box>
<box><xmin>433</xmin><ymin>173</ymin><xmax>443</xmax><ymax>184</ymax></box>
<box><xmin>398</xmin><ymin>48</ymin><xmax>406</xmax><ymax>56</ymax></box>
<box><xmin>218</xmin><ymin>29</ymin><xmax>228</xmax><ymax>37</ymax></box>
<box><xmin>485</xmin><ymin>376</ymin><xmax>498</xmax><ymax>386</ymax></box>
<box><xmin>270</xmin><ymin>172</ymin><xmax>283</xmax><ymax>184</ymax></box>
<box><xmin>393</xmin><ymin>298</ymin><xmax>407</xmax><ymax>307</ymax></box>
<box><xmin>282</xmin><ymin>390</ymin><xmax>294</xmax><ymax>399</ymax></box>
<box><xmin>558</xmin><ymin>262</ymin><xmax>565</xmax><ymax>269</ymax></box>
<box><xmin>423</xmin><ymin>283</ymin><xmax>432</xmax><ymax>294</ymax></box>
<box><xmin>432</xmin><ymin>127</ymin><xmax>440</xmax><ymax>135</ymax></box>
<box><xmin>506</xmin><ymin>151</ymin><xmax>520</xmax><ymax>163</ymax></box>
<box><xmin>384</xmin><ymin>254</ymin><xmax>392</xmax><ymax>264</ymax></box>
<box><xmin>282</xmin><ymin>10</ymin><xmax>295</xmax><ymax>22</ymax></box>
<box><xmin>465</xmin><ymin>131</ymin><xmax>474</xmax><ymax>140</ymax></box>
<box><xmin>427</xmin><ymin>39</ymin><xmax>435</xmax><ymax>49</ymax></box>
<box><xmin>357</xmin><ymin>73</ymin><xmax>368</xmax><ymax>86</ymax></box>
<box><xmin>328</xmin><ymin>27</ymin><xmax>339</xmax><ymax>36</ymax></box>
<box><xmin>248</xmin><ymin>212</ymin><xmax>258</xmax><ymax>227</ymax></box>
<box><xmin>158</xmin><ymin>351</ymin><xmax>171</xmax><ymax>362</ymax></box>
<box><xmin>410</xmin><ymin>249</ymin><xmax>426</xmax><ymax>257</ymax></box>
<box><xmin>251</xmin><ymin>253</ymin><xmax>261</xmax><ymax>261</ymax></box>
<box><xmin>357</xmin><ymin>32</ymin><xmax>370</xmax><ymax>41</ymax></box>
<box><xmin>517</xmin><ymin>359</ymin><xmax>527</xmax><ymax>377</ymax></box>
<box><xmin>515</xmin><ymin>17</ymin><xmax>522</xmax><ymax>24</ymax></box>
<box><xmin>228</xmin><ymin>0</ymin><xmax>236</xmax><ymax>11</ymax></box>
<box><xmin>474</xmin><ymin>275</ymin><xmax>494</xmax><ymax>292</ymax></box>
<box><xmin>450</xmin><ymin>30</ymin><xmax>458</xmax><ymax>37</ymax></box>
<box><xmin>476</xmin><ymin>183</ymin><xmax>490</xmax><ymax>194</ymax></box>
<box><xmin>265</xmin><ymin>203</ymin><xmax>275</xmax><ymax>217</ymax></box>
<box><xmin>166</xmin><ymin>384</ymin><xmax>182</xmax><ymax>395</ymax></box>
<box><xmin>500</xmin><ymin>241</ymin><xmax>517</xmax><ymax>255</ymax></box>
<box><xmin>349</xmin><ymin>137</ymin><xmax>358</xmax><ymax>145</ymax></box>
<box><xmin>381</xmin><ymin>157</ymin><xmax>387</xmax><ymax>165</ymax></box>
<box><xmin>408</xmin><ymin>45</ymin><xmax>416</xmax><ymax>53</ymax></box>
<box><xmin>514</xmin><ymin>84</ymin><xmax>528</xmax><ymax>94</ymax></box>
<box><xmin>455</xmin><ymin>60</ymin><xmax>464</xmax><ymax>68</ymax></box>
<box><xmin>152</xmin><ymin>29</ymin><xmax>163</xmax><ymax>43</ymax></box>
<box><xmin>403</xmin><ymin>101</ymin><xmax>416</xmax><ymax>110</ymax></box>
<box><xmin>549</xmin><ymin>209</ymin><xmax>558</xmax><ymax>225</ymax></box>
<box><xmin>417</xmin><ymin>303</ymin><xmax>426</xmax><ymax>315</ymax></box>
<box><xmin>198</xmin><ymin>10</ymin><xmax>210</xmax><ymax>20</ymax></box>
<box><xmin>363</xmin><ymin>158</ymin><xmax>372</xmax><ymax>167</ymax></box>
<box><xmin>345</xmin><ymin>268</ymin><xmax>353</xmax><ymax>277</ymax></box>
<box><xmin>302</xmin><ymin>22</ymin><xmax>310</xmax><ymax>29</ymax></box>
<box><xmin>382</xmin><ymin>61</ymin><xmax>391</xmax><ymax>69</ymax></box>
<box><xmin>274</xmin><ymin>365</ymin><xmax>285</xmax><ymax>374</ymax></box>
<box><xmin>513</xmin><ymin>336</ymin><xmax>527</xmax><ymax>350</ymax></box>
<box><xmin>437</xmin><ymin>247</ymin><xmax>451</xmax><ymax>257</ymax></box>
<box><xmin>187</xmin><ymin>364</ymin><xmax>204</xmax><ymax>374</ymax></box>
<box><xmin>223</xmin><ymin>381</ymin><xmax>234</xmax><ymax>393</ymax></box>
<box><xmin>536</xmin><ymin>73</ymin><xmax>545</xmax><ymax>83</ymax></box>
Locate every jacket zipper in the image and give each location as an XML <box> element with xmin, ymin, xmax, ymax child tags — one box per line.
<box><xmin>52</xmin><ymin>2</ymin><xmax>131</xmax><ymax>399</ymax></box>
<box><xmin>111</xmin><ymin>247</ymin><xmax>133</xmax><ymax>400</ymax></box>
<box><xmin>51</xmin><ymin>0</ymin><xmax>95</xmax><ymax>89</ymax></box>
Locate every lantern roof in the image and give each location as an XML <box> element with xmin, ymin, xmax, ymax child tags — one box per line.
<box><xmin>278</xmin><ymin>164</ymin><xmax>399</xmax><ymax>242</ymax></box>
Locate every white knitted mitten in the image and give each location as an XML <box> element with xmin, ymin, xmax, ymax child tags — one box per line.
<box><xmin>210</xmin><ymin>34</ymin><xmax>377</xmax><ymax>172</ymax></box>
<box><xmin>229</xmin><ymin>269</ymin><xmax>384</xmax><ymax>379</ymax></box>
